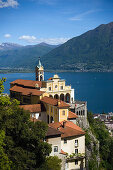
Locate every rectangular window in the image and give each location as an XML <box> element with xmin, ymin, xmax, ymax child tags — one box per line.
<box><xmin>75</xmin><ymin>160</ymin><xmax>78</xmax><ymax>165</ymax></box>
<box><xmin>75</xmin><ymin>140</ymin><xmax>78</xmax><ymax>147</ymax></box>
<box><xmin>54</xmin><ymin>146</ymin><xmax>58</xmax><ymax>152</ymax></box>
<box><xmin>49</xmin><ymin>87</ymin><xmax>51</xmax><ymax>91</ymax></box>
<box><xmin>23</xmin><ymin>97</ymin><xmax>31</xmax><ymax>104</ymax></box>
<box><xmin>62</xmin><ymin>110</ymin><xmax>65</xmax><ymax>115</ymax></box>
<box><xmin>75</xmin><ymin>149</ymin><xmax>78</xmax><ymax>154</ymax></box>
<box><xmin>64</xmin><ymin>139</ymin><xmax>67</xmax><ymax>144</ymax></box>
<box><xmin>61</xmin><ymin>86</ymin><xmax>63</xmax><ymax>90</ymax></box>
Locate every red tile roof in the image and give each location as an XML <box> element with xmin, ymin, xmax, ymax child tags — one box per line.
<box><xmin>46</xmin><ymin>126</ymin><xmax>62</xmax><ymax>137</ymax></box>
<box><xmin>48</xmin><ymin>77</ymin><xmax>53</xmax><ymax>80</ymax></box>
<box><xmin>60</xmin><ymin>149</ymin><xmax>67</xmax><ymax>155</ymax></box>
<box><xmin>41</xmin><ymin>96</ymin><xmax>70</xmax><ymax>108</ymax></box>
<box><xmin>49</xmin><ymin>121</ymin><xmax>85</xmax><ymax>138</ymax></box>
<box><xmin>10</xmin><ymin>79</ymin><xmax>42</xmax><ymax>88</ymax></box>
<box><xmin>68</xmin><ymin>111</ymin><xmax>78</xmax><ymax>119</ymax></box>
<box><xmin>10</xmin><ymin>85</ymin><xmax>44</xmax><ymax>96</ymax></box>
<box><xmin>19</xmin><ymin>104</ymin><xmax>41</xmax><ymax>112</ymax></box>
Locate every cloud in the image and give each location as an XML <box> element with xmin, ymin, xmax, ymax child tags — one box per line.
<box><xmin>69</xmin><ymin>10</ymin><xmax>99</xmax><ymax>21</ymax></box>
<box><xmin>19</xmin><ymin>35</ymin><xmax>69</xmax><ymax>45</ymax></box>
<box><xmin>0</xmin><ymin>0</ymin><xmax>19</xmax><ymax>8</ymax></box>
<box><xmin>19</xmin><ymin>35</ymin><xmax>37</xmax><ymax>43</ymax></box>
<box><xmin>37</xmin><ymin>38</ymin><xmax>69</xmax><ymax>45</ymax></box>
<box><xmin>4</xmin><ymin>34</ymin><xmax>11</xmax><ymax>38</ymax></box>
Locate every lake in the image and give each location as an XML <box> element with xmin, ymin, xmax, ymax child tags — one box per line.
<box><xmin>0</xmin><ymin>72</ymin><xmax>113</xmax><ymax>113</ymax></box>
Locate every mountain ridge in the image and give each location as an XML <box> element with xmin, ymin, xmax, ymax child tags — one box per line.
<box><xmin>1</xmin><ymin>22</ymin><xmax>113</xmax><ymax>72</ymax></box>
<box><xmin>41</xmin><ymin>22</ymin><xmax>113</xmax><ymax>71</ymax></box>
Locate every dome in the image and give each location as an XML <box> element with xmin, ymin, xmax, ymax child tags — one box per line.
<box><xmin>53</xmin><ymin>74</ymin><xmax>59</xmax><ymax>79</ymax></box>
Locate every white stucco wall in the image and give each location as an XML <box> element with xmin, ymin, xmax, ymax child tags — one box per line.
<box><xmin>71</xmin><ymin>89</ymin><xmax>74</xmax><ymax>103</ymax></box>
<box><xmin>68</xmin><ymin>158</ymin><xmax>85</xmax><ymax>170</ymax></box>
<box><xmin>31</xmin><ymin>112</ymin><xmax>47</xmax><ymax>122</ymax></box>
<box><xmin>61</xmin><ymin>135</ymin><xmax>85</xmax><ymax>155</ymax></box>
<box><xmin>47</xmin><ymin>137</ymin><xmax>61</xmax><ymax>156</ymax></box>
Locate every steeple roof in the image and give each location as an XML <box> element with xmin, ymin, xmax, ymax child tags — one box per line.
<box><xmin>36</xmin><ymin>57</ymin><xmax>43</xmax><ymax>68</ymax></box>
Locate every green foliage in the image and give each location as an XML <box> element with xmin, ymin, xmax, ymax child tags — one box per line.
<box><xmin>0</xmin><ymin>44</ymin><xmax>56</xmax><ymax>69</ymax></box>
<box><xmin>39</xmin><ymin>156</ymin><xmax>62</xmax><ymax>170</ymax></box>
<box><xmin>0</xmin><ymin>79</ymin><xmax>52</xmax><ymax>169</ymax></box>
<box><xmin>88</xmin><ymin>157</ymin><xmax>98</xmax><ymax>170</ymax></box>
<box><xmin>87</xmin><ymin>112</ymin><xmax>113</xmax><ymax>170</ymax></box>
<box><xmin>0</xmin><ymin>130</ymin><xmax>12</xmax><ymax>170</ymax></box>
<box><xmin>41</xmin><ymin>22</ymin><xmax>113</xmax><ymax>71</ymax></box>
<box><xmin>0</xmin><ymin>78</ymin><xmax>6</xmax><ymax>94</ymax></box>
<box><xmin>85</xmin><ymin>130</ymin><xmax>91</xmax><ymax>149</ymax></box>
<box><xmin>1</xmin><ymin>23</ymin><xmax>113</xmax><ymax>71</ymax></box>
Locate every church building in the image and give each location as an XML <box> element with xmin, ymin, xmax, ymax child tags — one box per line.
<box><xmin>9</xmin><ymin>58</ymin><xmax>86</xmax><ymax>170</ymax></box>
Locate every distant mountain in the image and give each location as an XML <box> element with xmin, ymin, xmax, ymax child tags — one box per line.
<box><xmin>0</xmin><ymin>43</ymin><xmax>23</xmax><ymax>51</ymax></box>
<box><xmin>24</xmin><ymin>42</ymin><xmax>59</xmax><ymax>49</ymax></box>
<box><xmin>1</xmin><ymin>22</ymin><xmax>113</xmax><ymax>72</ymax></box>
<box><xmin>37</xmin><ymin>42</ymin><xmax>60</xmax><ymax>48</ymax></box>
<box><xmin>41</xmin><ymin>22</ymin><xmax>113</xmax><ymax>71</ymax></box>
<box><xmin>0</xmin><ymin>43</ymin><xmax>58</xmax><ymax>69</ymax></box>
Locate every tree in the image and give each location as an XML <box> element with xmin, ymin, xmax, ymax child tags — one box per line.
<box><xmin>0</xmin><ymin>78</ymin><xmax>52</xmax><ymax>169</ymax></box>
<box><xmin>87</xmin><ymin>111</ymin><xmax>113</xmax><ymax>169</ymax></box>
<box><xmin>0</xmin><ymin>130</ymin><xmax>12</xmax><ymax>170</ymax></box>
<box><xmin>0</xmin><ymin>78</ymin><xmax>6</xmax><ymax>94</ymax></box>
<box><xmin>39</xmin><ymin>156</ymin><xmax>62</xmax><ymax>170</ymax></box>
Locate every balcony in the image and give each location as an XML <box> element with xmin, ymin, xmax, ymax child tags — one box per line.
<box><xmin>66</xmin><ymin>153</ymin><xmax>85</xmax><ymax>161</ymax></box>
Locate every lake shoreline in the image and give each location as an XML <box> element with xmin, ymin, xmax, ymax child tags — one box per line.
<box><xmin>0</xmin><ymin>69</ymin><xmax>113</xmax><ymax>74</ymax></box>
<box><xmin>0</xmin><ymin>72</ymin><xmax>113</xmax><ymax>113</ymax></box>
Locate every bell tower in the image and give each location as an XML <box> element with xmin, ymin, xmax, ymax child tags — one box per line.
<box><xmin>35</xmin><ymin>58</ymin><xmax>44</xmax><ymax>81</ymax></box>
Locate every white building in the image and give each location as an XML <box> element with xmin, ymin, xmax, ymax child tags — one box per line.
<box><xmin>47</xmin><ymin>120</ymin><xmax>85</xmax><ymax>170</ymax></box>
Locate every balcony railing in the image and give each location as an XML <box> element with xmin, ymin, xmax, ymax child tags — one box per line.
<box><xmin>66</xmin><ymin>153</ymin><xmax>85</xmax><ymax>161</ymax></box>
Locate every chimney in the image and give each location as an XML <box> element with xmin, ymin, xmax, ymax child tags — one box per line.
<box><xmin>62</xmin><ymin>121</ymin><xmax>66</xmax><ymax>128</ymax></box>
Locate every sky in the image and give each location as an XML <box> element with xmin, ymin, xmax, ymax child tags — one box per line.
<box><xmin>0</xmin><ymin>0</ymin><xmax>113</xmax><ymax>45</ymax></box>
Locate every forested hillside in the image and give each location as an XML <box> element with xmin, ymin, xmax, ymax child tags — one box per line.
<box><xmin>41</xmin><ymin>22</ymin><xmax>113</xmax><ymax>71</ymax></box>
<box><xmin>0</xmin><ymin>43</ymin><xmax>57</xmax><ymax>69</ymax></box>
<box><xmin>1</xmin><ymin>22</ymin><xmax>113</xmax><ymax>72</ymax></box>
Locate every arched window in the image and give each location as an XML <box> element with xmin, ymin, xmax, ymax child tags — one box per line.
<box><xmin>83</xmin><ymin>110</ymin><xmax>85</xmax><ymax>116</ymax></box>
<box><xmin>49</xmin><ymin>95</ymin><xmax>53</xmax><ymax>98</ymax></box>
<box><xmin>54</xmin><ymin>94</ymin><xmax>59</xmax><ymax>99</ymax></box>
<box><xmin>65</xmin><ymin>93</ymin><xmax>70</xmax><ymax>103</ymax></box>
<box><xmin>40</xmin><ymin>75</ymin><xmax>43</xmax><ymax>81</ymax></box>
<box><xmin>62</xmin><ymin>110</ymin><xmax>65</xmax><ymax>115</ymax></box>
<box><xmin>50</xmin><ymin>116</ymin><xmax>53</xmax><ymax>123</ymax></box>
<box><xmin>60</xmin><ymin>93</ymin><xmax>64</xmax><ymax>101</ymax></box>
<box><xmin>49</xmin><ymin>87</ymin><xmax>51</xmax><ymax>91</ymax></box>
<box><xmin>79</xmin><ymin>111</ymin><xmax>80</xmax><ymax>115</ymax></box>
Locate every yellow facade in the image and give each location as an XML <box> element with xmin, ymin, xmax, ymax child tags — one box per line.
<box><xmin>42</xmin><ymin>102</ymin><xmax>69</xmax><ymax>123</ymax></box>
<box><xmin>59</xmin><ymin>108</ymin><xmax>68</xmax><ymax>122</ymax></box>
<box><xmin>40</xmin><ymin>74</ymin><xmax>72</xmax><ymax>103</ymax></box>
